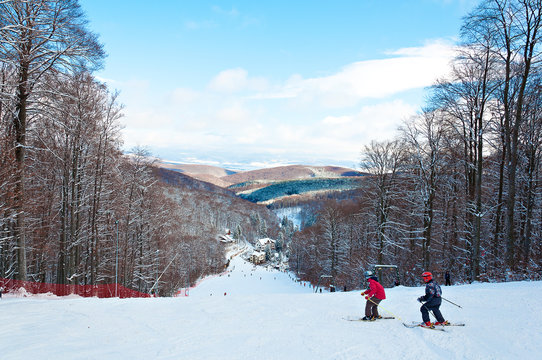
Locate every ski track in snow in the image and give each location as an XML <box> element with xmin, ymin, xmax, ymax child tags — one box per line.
<box><xmin>1</xmin><ymin>254</ymin><xmax>541</xmax><ymax>359</ymax></box>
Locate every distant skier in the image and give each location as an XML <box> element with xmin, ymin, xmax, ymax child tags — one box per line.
<box><xmin>417</xmin><ymin>272</ymin><xmax>449</xmax><ymax>327</ymax></box>
<box><xmin>445</xmin><ymin>271</ymin><xmax>451</xmax><ymax>286</ymax></box>
<box><xmin>360</xmin><ymin>270</ymin><xmax>386</xmax><ymax>321</ymax></box>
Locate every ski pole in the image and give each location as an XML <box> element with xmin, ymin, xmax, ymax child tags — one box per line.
<box><xmin>442</xmin><ymin>296</ymin><xmax>462</xmax><ymax>308</ymax></box>
<box><xmin>365</xmin><ymin>295</ymin><xmax>402</xmax><ymax>321</ymax></box>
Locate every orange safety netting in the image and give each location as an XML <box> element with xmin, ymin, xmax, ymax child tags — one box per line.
<box><xmin>0</xmin><ymin>278</ymin><xmax>150</xmax><ymax>298</ymax></box>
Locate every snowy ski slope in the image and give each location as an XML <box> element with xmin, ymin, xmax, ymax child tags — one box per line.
<box><xmin>1</xmin><ymin>254</ymin><xmax>541</xmax><ymax>359</ymax></box>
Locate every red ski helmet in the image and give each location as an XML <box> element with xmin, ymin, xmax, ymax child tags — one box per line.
<box><xmin>422</xmin><ymin>272</ymin><xmax>433</xmax><ymax>282</ymax></box>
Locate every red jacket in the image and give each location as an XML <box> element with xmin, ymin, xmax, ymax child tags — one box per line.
<box><xmin>364</xmin><ymin>278</ymin><xmax>386</xmax><ymax>300</ymax></box>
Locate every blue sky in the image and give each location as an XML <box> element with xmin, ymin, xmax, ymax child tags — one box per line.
<box><xmin>80</xmin><ymin>0</ymin><xmax>478</xmax><ymax>170</ymax></box>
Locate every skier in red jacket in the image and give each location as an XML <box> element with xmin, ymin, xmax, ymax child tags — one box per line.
<box><xmin>361</xmin><ymin>270</ymin><xmax>386</xmax><ymax>321</ymax></box>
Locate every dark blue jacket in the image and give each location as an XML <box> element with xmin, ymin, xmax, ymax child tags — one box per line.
<box><xmin>421</xmin><ymin>280</ymin><xmax>442</xmax><ymax>306</ymax></box>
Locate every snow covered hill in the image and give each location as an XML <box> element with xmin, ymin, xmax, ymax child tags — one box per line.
<box><xmin>1</xmin><ymin>254</ymin><xmax>541</xmax><ymax>359</ymax></box>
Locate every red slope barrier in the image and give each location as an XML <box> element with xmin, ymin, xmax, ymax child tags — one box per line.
<box><xmin>0</xmin><ymin>278</ymin><xmax>150</xmax><ymax>298</ymax></box>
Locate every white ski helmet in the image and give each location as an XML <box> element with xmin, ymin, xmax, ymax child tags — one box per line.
<box><xmin>364</xmin><ymin>270</ymin><xmax>374</xmax><ymax>279</ymax></box>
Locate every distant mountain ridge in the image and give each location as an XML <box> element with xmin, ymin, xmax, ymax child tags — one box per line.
<box><xmin>156</xmin><ymin>160</ymin><xmax>364</xmax><ymax>188</ymax></box>
<box><xmin>222</xmin><ymin>165</ymin><xmax>363</xmax><ymax>184</ymax></box>
<box><xmin>155</xmin><ymin>162</ymin><xmax>237</xmax><ymax>188</ymax></box>
<box><xmin>156</xmin><ymin>162</ymin><xmax>237</xmax><ymax>177</ymax></box>
<box><xmin>154</xmin><ymin>159</ymin><xmax>367</xmax><ymax>204</ymax></box>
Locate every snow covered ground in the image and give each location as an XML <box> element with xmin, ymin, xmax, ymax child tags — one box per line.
<box><xmin>1</xmin><ymin>253</ymin><xmax>541</xmax><ymax>360</ymax></box>
<box><xmin>273</xmin><ymin>206</ymin><xmax>302</xmax><ymax>229</ymax></box>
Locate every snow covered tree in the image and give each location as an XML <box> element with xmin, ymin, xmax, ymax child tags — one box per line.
<box><xmin>318</xmin><ymin>202</ymin><xmax>347</xmax><ymax>286</ymax></box>
<box><xmin>0</xmin><ymin>0</ymin><xmax>104</xmax><ymax>280</ymax></box>
<box><xmin>468</xmin><ymin>0</ymin><xmax>542</xmax><ymax>269</ymax></box>
<box><xmin>402</xmin><ymin>109</ymin><xmax>450</xmax><ymax>272</ymax></box>
<box><xmin>26</xmin><ymin>71</ymin><xmax>123</xmax><ymax>286</ymax></box>
<box><xmin>360</xmin><ymin>139</ymin><xmax>407</xmax><ymax>265</ymax></box>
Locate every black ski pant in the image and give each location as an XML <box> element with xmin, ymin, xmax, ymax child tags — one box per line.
<box><xmin>365</xmin><ymin>296</ymin><xmax>381</xmax><ymax>317</ymax></box>
<box><xmin>421</xmin><ymin>298</ymin><xmax>445</xmax><ymax>323</ymax></box>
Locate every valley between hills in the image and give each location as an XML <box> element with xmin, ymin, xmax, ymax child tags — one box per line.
<box><xmin>155</xmin><ymin>160</ymin><xmax>368</xmax><ymax>205</ymax></box>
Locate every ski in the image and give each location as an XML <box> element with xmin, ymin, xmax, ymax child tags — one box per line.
<box><xmin>402</xmin><ymin>322</ymin><xmax>446</xmax><ymax>332</ymax></box>
<box><xmin>409</xmin><ymin>321</ymin><xmax>465</xmax><ymax>327</ymax></box>
<box><xmin>344</xmin><ymin>316</ymin><xmax>394</xmax><ymax>321</ymax></box>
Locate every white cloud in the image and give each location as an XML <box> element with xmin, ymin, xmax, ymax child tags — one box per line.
<box><xmin>386</xmin><ymin>39</ymin><xmax>456</xmax><ymax>57</ymax></box>
<box><xmin>209</xmin><ymin>68</ymin><xmax>248</xmax><ymax>92</ymax></box>
<box><xmin>253</xmin><ymin>40</ymin><xmax>455</xmax><ymax>108</ymax></box>
<box><xmin>216</xmin><ymin>102</ymin><xmax>251</xmax><ymax>124</ymax></box>
<box><xmin>352</xmin><ymin>100</ymin><xmax>417</xmax><ymax>140</ymax></box>
<box><xmin>171</xmin><ymin>87</ymin><xmax>200</xmax><ymax>105</ymax></box>
<box><xmin>301</xmin><ymin>100</ymin><xmax>417</xmax><ymax>158</ymax></box>
<box><xmin>118</xmin><ymin>41</ymin><xmax>454</xmax><ymax>167</ymax></box>
<box><xmin>209</xmin><ymin>68</ymin><xmax>268</xmax><ymax>93</ymax></box>
<box><xmin>322</xmin><ymin>116</ymin><xmax>352</xmax><ymax>126</ymax></box>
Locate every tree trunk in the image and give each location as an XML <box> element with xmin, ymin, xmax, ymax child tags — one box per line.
<box><xmin>14</xmin><ymin>71</ymin><xmax>28</xmax><ymax>281</ymax></box>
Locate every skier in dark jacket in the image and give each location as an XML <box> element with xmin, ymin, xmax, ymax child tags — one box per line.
<box><xmin>417</xmin><ymin>271</ymin><xmax>448</xmax><ymax>327</ymax></box>
<box><xmin>361</xmin><ymin>270</ymin><xmax>386</xmax><ymax>321</ymax></box>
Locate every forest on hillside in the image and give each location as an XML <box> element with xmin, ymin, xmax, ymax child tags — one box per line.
<box><xmin>237</xmin><ymin>177</ymin><xmax>366</xmax><ymax>203</ymax></box>
<box><xmin>0</xmin><ymin>0</ymin><xmax>277</xmax><ymax>296</ymax></box>
<box><xmin>289</xmin><ymin>0</ymin><xmax>542</xmax><ymax>289</ymax></box>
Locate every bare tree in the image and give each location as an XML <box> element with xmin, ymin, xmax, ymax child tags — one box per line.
<box><xmin>318</xmin><ymin>202</ymin><xmax>346</xmax><ymax>286</ymax></box>
<box><xmin>0</xmin><ymin>63</ymin><xmax>17</xmax><ymax>278</ymax></box>
<box><xmin>30</xmin><ymin>71</ymin><xmax>122</xmax><ymax>285</ymax></box>
<box><xmin>518</xmin><ymin>78</ymin><xmax>542</xmax><ymax>263</ymax></box>
<box><xmin>473</xmin><ymin>0</ymin><xmax>542</xmax><ymax>268</ymax></box>
<box><xmin>0</xmin><ymin>0</ymin><xmax>104</xmax><ymax>280</ymax></box>
<box><xmin>360</xmin><ymin>139</ymin><xmax>406</xmax><ymax>265</ymax></box>
<box><xmin>402</xmin><ymin>110</ymin><xmax>449</xmax><ymax>271</ymax></box>
<box><xmin>429</xmin><ymin>18</ymin><xmax>500</xmax><ymax>280</ymax></box>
